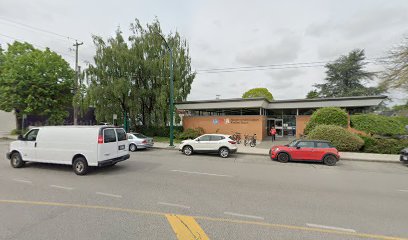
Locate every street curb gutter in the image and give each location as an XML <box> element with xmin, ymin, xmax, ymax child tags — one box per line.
<box><xmin>151</xmin><ymin>146</ymin><xmax>401</xmax><ymax>164</ymax></box>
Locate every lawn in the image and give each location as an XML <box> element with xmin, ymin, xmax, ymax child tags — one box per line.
<box><xmin>153</xmin><ymin>136</ymin><xmax>182</xmax><ymax>144</ymax></box>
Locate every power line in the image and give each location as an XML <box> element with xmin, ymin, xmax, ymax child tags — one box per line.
<box><xmin>0</xmin><ymin>33</ymin><xmax>83</xmax><ymax>61</ymax></box>
<box><xmin>195</xmin><ymin>57</ymin><xmax>387</xmax><ymax>74</ymax></box>
<box><xmin>0</xmin><ymin>16</ymin><xmax>81</xmax><ymax>42</ymax></box>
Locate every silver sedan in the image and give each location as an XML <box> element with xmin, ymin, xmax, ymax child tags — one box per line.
<box><xmin>127</xmin><ymin>133</ymin><xmax>154</xmax><ymax>151</ymax></box>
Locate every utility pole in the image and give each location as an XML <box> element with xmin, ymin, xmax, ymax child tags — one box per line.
<box><xmin>156</xmin><ymin>33</ymin><xmax>175</xmax><ymax>147</ymax></box>
<box><xmin>73</xmin><ymin>40</ymin><xmax>83</xmax><ymax>125</ymax></box>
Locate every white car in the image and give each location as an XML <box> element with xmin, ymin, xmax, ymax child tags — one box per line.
<box><xmin>127</xmin><ymin>133</ymin><xmax>154</xmax><ymax>151</ymax></box>
<box><xmin>179</xmin><ymin>134</ymin><xmax>238</xmax><ymax>158</ymax></box>
<box><xmin>6</xmin><ymin>126</ymin><xmax>129</xmax><ymax>175</ymax></box>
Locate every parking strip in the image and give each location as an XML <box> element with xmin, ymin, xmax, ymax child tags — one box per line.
<box><xmin>95</xmin><ymin>192</ymin><xmax>122</xmax><ymax>198</ymax></box>
<box><xmin>12</xmin><ymin>179</ymin><xmax>32</xmax><ymax>184</ymax></box>
<box><xmin>50</xmin><ymin>185</ymin><xmax>74</xmax><ymax>190</ymax></box>
<box><xmin>224</xmin><ymin>211</ymin><xmax>264</xmax><ymax>220</ymax></box>
<box><xmin>306</xmin><ymin>223</ymin><xmax>356</xmax><ymax>233</ymax></box>
<box><xmin>171</xmin><ymin>169</ymin><xmax>233</xmax><ymax>177</ymax></box>
<box><xmin>158</xmin><ymin>202</ymin><xmax>191</xmax><ymax>209</ymax></box>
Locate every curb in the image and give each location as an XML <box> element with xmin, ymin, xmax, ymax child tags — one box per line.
<box><xmin>151</xmin><ymin>146</ymin><xmax>400</xmax><ymax>164</ymax></box>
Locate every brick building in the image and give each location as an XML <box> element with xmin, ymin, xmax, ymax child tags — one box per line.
<box><xmin>175</xmin><ymin>95</ymin><xmax>386</xmax><ymax>140</ymax></box>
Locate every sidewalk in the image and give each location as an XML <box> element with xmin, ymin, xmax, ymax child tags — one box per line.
<box><xmin>153</xmin><ymin>141</ymin><xmax>401</xmax><ymax>164</ymax></box>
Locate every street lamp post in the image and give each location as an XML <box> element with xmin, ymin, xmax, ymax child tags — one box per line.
<box><xmin>156</xmin><ymin>33</ymin><xmax>175</xmax><ymax>147</ymax></box>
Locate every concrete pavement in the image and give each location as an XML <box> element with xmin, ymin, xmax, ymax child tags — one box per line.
<box><xmin>1</xmin><ymin>143</ymin><xmax>408</xmax><ymax>239</ymax></box>
<box><xmin>153</xmin><ymin>141</ymin><xmax>401</xmax><ymax>163</ymax></box>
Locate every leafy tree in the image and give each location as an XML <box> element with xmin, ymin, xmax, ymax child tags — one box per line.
<box><xmin>87</xmin><ymin>18</ymin><xmax>195</xmax><ymax>129</ymax></box>
<box><xmin>242</xmin><ymin>88</ymin><xmax>273</xmax><ymax>101</ymax></box>
<box><xmin>0</xmin><ymin>41</ymin><xmax>75</xmax><ymax>128</ymax></box>
<box><xmin>314</xmin><ymin>49</ymin><xmax>381</xmax><ymax>97</ymax></box>
<box><xmin>306</xmin><ymin>89</ymin><xmax>319</xmax><ymax>99</ymax></box>
<box><xmin>381</xmin><ymin>37</ymin><xmax>408</xmax><ymax>92</ymax></box>
<box><xmin>304</xmin><ymin>107</ymin><xmax>348</xmax><ymax>134</ymax></box>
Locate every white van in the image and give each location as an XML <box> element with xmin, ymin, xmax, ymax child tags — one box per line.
<box><xmin>6</xmin><ymin>126</ymin><xmax>129</xmax><ymax>175</ymax></box>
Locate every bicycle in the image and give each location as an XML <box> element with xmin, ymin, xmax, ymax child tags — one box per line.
<box><xmin>243</xmin><ymin>134</ymin><xmax>250</xmax><ymax>146</ymax></box>
<box><xmin>249</xmin><ymin>134</ymin><xmax>257</xmax><ymax>147</ymax></box>
<box><xmin>232</xmin><ymin>132</ymin><xmax>241</xmax><ymax>144</ymax></box>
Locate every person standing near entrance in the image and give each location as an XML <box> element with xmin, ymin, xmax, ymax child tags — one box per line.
<box><xmin>270</xmin><ymin>127</ymin><xmax>276</xmax><ymax>142</ymax></box>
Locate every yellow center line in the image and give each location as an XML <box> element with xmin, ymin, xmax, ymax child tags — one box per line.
<box><xmin>166</xmin><ymin>214</ymin><xmax>210</xmax><ymax>240</ymax></box>
<box><xmin>0</xmin><ymin>199</ymin><xmax>406</xmax><ymax>240</ymax></box>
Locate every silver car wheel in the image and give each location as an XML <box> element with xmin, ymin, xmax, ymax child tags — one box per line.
<box><xmin>75</xmin><ymin>162</ymin><xmax>84</xmax><ymax>173</ymax></box>
<box><xmin>183</xmin><ymin>146</ymin><xmax>192</xmax><ymax>156</ymax></box>
<box><xmin>220</xmin><ymin>148</ymin><xmax>229</xmax><ymax>158</ymax></box>
<box><xmin>129</xmin><ymin>144</ymin><xmax>137</xmax><ymax>152</ymax></box>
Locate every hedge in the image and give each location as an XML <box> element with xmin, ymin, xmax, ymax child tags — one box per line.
<box><xmin>176</xmin><ymin>127</ymin><xmax>204</xmax><ymax>140</ymax></box>
<box><xmin>360</xmin><ymin>135</ymin><xmax>408</xmax><ymax>154</ymax></box>
<box><xmin>392</xmin><ymin>116</ymin><xmax>408</xmax><ymax>128</ymax></box>
<box><xmin>307</xmin><ymin>125</ymin><xmax>364</xmax><ymax>152</ymax></box>
<box><xmin>133</xmin><ymin>126</ymin><xmax>184</xmax><ymax>137</ymax></box>
<box><xmin>304</xmin><ymin>107</ymin><xmax>348</xmax><ymax>135</ymax></box>
<box><xmin>350</xmin><ymin>114</ymin><xmax>406</xmax><ymax>136</ymax></box>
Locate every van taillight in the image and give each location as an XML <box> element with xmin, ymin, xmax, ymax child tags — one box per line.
<box><xmin>98</xmin><ymin>135</ymin><xmax>103</xmax><ymax>144</ymax></box>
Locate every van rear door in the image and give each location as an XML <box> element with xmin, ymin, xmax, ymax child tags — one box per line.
<box><xmin>115</xmin><ymin>128</ymin><xmax>128</xmax><ymax>157</ymax></box>
<box><xmin>99</xmin><ymin>128</ymin><xmax>117</xmax><ymax>161</ymax></box>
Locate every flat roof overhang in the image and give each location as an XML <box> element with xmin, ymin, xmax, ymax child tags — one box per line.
<box><xmin>175</xmin><ymin>95</ymin><xmax>387</xmax><ymax>110</ymax></box>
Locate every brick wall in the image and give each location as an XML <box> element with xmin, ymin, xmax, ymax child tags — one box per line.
<box><xmin>183</xmin><ymin>115</ymin><xmax>267</xmax><ymax>140</ymax></box>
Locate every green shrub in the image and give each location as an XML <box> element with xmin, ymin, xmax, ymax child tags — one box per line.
<box><xmin>176</xmin><ymin>127</ymin><xmax>204</xmax><ymax>140</ymax></box>
<box><xmin>10</xmin><ymin>129</ymin><xmax>29</xmax><ymax>135</ymax></box>
<box><xmin>304</xmin><ymin>107</ymin><xmax>348</xmax><ymax>135</ymax></box>
<box><xmin>307</xmin><ymin>125</ymin><xmax>364</xmax><ymax>152</ymax></box>
<box><xmin>360</xmin><ymin>135</ymin><xmax>408</xmax><ymax>154</ymax></box>
<box><xmin>350</xmin><ymin>114</ymin><xmax>406</xmax><ymax>136</ymax></box>
<box><xmin>392</xmin><ymin>116</ymin><xmax>408</xmax><ymax>128</ymax></box>
<box><xmin>134</xmin><ymin>126</ymin><xmax>183</xmax><ymax>137</ymax></box>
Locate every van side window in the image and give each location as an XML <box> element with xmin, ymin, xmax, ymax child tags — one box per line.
<box><xmin>25</xmin><ymin>129</ymin><xmax>39</xmax><ymax>141</ymax></box>
<box><xmin>116</xmin><ymin>129</ymin><xmax>127</xmax><ymax>141</ymax></box>
<box><xmin>104</xmin><ymin>129</ymin><xmax>116</xmax><ymax>143</ymax></box>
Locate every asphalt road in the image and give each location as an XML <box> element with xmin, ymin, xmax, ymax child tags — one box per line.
<box><xmin>0</xmin><ymin>141</ymin><xmax>408</xmax><ymax>240</ymax></box>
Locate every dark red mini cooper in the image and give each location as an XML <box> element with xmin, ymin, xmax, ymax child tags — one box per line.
<box><xmin>269</xmin><ymin>140</ymin><xmax>340</xmax><ymax>166</ymax></box>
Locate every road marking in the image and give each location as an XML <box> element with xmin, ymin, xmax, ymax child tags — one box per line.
<box><xmin>95</xmin><ymin>192</ymin><xmax>122</xmax><ymax>198</ymax></box>
<box><xmin>398</xmin><ymin>190</ymin><xmax>408</xmax><ymax>192</ymax></box>
<box><xmin>158</xmin><ymin>202</ymin><xmax>191</xmax><ymax>209</ymax></box>
<box><xmin>306</xmin><ymin>223</ymin><xmax>356</xmax><ymax>233</ymax></box>
<box><xmin>166</xmin><ymin>214</ymin><xmax>210</xmax><ymax>240</ymax></box>
<box><xmin>0</xmin><ymin>199</ymin><xmax>407</xmax><ymax>240</ymax></box>
<box><xmin>171</xmin><ymin>169</ymin><xmax>232</xmax><ymax>177</ymax></box>
<box><xmin>224</xmin><ymin>211</ymin><xmax>264</xmax><ymax>220</ymax></box>
<box><xmin>12</xmin><ymin>179</ymin><xmax>32</xmax><ymax>184</ymax></box>
<box><xmin>50</xmin><ymin>185</ymin><xmax>74</xmax><ymax>190</ymax></box>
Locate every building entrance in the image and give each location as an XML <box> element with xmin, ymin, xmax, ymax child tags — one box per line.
<box><xmin>267</xmin><ymin>118</ymin><xmax>283</xmax><ymax>137</ymax></box>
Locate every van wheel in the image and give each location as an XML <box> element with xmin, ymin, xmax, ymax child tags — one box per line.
<box><xmin>10</xmin><ymin>152</ymin><xmax>25</xmax><ymax>168</ymax></box>
<box><xmin>129</xmin><ymin>144</ymin><xmax>137</xmax><ymax>152</ymax></box>
<box><xmin>183</xmin><ymin>146</ymin><xmax>193</xmax><ymax>156</ymax></box>
<box><xmin>219</xmin><ymin>147</ymin><xmax>230</xmax><ymax>158</ymax></box>
<box><xmin>73</xmin><ymin>157</ymin><xmax>89</xmax><ymax>175</ymax></box>
<box><xmin>323</xmin><ymin>155</ymin><xmax>337</xmax><ymax>166</ymax></box>
<box><xmin>277</xmin><ymin>153</ymin><xmax>289</xmax><ymax>163</ymax></box>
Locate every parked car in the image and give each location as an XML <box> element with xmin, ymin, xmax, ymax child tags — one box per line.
<box><xmin>179</xmin><ymin>134</ymin><xmax>238</xmax><ymax>158</ymax></box>
<box><xmin>400</xmin><ymin>147</ymin><xmax>408</xmax><ymax>163</ymax></box>
<box><xmin>6</xmin><ymin>126</ymin><xmax>129</xmax><ymax>175</ymax></box>
<box><xmin>269</xmin><ymin>139</ymin><xmax>340</xmax><ymax>166</ymax></box>
<box><xmin>127</xmin><ymin>133</ymin><xmax>154</xmax><ymax>151</ymax></box>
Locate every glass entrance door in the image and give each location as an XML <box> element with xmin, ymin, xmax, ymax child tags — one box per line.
<box><xmin>274</xmin><ymin>119</ymin><xmax>283</xmax><ymax>137</ymax></box>
<box><xmin>267</xmin><ymin>118</ymin><xmax>284</xmax><ymax>137</ymax></box>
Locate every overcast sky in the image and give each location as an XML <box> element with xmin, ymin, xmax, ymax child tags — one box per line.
<box><xmin>0</xmin><ymin>0</ymin><xmax>407</xmax><ymax>104</ymax></box>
